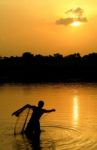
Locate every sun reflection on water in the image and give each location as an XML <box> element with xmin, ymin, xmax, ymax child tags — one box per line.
<box><xmin>73</xmin><ymin>95</ymin><xmax>79</xmax><ymax>127</ymax></box>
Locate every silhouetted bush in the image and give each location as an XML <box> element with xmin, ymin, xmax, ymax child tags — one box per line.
<box><xmin>0</xmin><ymin>52</ymin><xmax>97</xmax><ymax>83</ymax></box>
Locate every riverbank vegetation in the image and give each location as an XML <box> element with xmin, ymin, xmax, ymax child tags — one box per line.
<box><xmin>0</xmin><ymin>52</ymin><xmax>97</xmax><ymax>83</ymax></box>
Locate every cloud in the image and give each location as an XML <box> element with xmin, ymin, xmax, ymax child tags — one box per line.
<box><xmin>56</xmin><ymin>17</ymin><xmax>87</xmax><ymax>26</ymax></box>
<box><xmin>56</xmin><ymin>18</ymin><xmax>73</xmax><ymax>25</ymax></box>
<box><xmin>65</xmin><ymin>7</ymin><xmax>84</xmax><ymax>18</ymax></box>
<box><xmin>56</xmin><ymin>7</ymin><xmax>88</xmax><ymax>26</ymax></box>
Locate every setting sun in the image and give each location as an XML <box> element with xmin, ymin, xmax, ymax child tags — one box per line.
<box><xmin>0</xmin><ymin>0</ymin><xmax>97</xmax><ymax>56</ymax></box>
<box><xmin>71</xmin><ymin>21</ymin><xmax>81</xmax><ymax>26</ymax></box>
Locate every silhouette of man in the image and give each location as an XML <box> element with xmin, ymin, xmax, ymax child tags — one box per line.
<box><xmin>12</xmin><ymin>100</ymin><xmax>56</xmax><ymax>138</ymax></box>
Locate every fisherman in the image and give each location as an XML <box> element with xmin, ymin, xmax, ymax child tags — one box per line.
<box><xmin>12</xmin><ymin>100</ymin><xmax>56</xmax><ymax>138</ymax></box>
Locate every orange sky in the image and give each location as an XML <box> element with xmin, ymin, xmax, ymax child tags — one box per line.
<box><xmin>0</xmin><ymin>0</ymin><xmax>97</xmax><ymax>56</ymax></box>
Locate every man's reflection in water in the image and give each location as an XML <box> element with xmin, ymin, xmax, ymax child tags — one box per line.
<box><xmin>26</xmin><ymin>132</ymin><xmax>41</xmax><ymax>150</ymax></box>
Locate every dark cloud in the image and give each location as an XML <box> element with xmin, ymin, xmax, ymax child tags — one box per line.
<box><xmin>56</xmin><ymin>17</ymin><xmax>87</xmax><ymax>26</ymax></box>
<box><xmin>56</xmin><ymin>18</ymin><xmax>73</xmax><ymax>25</ymax></box>
<box><xmin>65</xmin><ymin>7</ymin><xmax>84</xmax><ymax>18</ymax></box>
<box><xmin>78</xmin><ymin>17</ymin><xmax>87</xmax><ymax>22</ymax></box>
<box><xmin>56</xmin><ymin>7</ymin><xmax>88</xmax><ymax>26</ymax></box>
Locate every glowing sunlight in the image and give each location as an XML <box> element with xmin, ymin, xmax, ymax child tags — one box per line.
<box><xmin>73</xmin><ymin>95</ymin><xmax>79</xmax><ymax>126</ymax></box>
<box><xmin>71</xmin><ymin>21</ymin><xmax>81</xmax><ymax>27</ymax></box>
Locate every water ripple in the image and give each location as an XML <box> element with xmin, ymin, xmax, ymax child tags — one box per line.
<box><xmin>41</xmin><ymin>124</ymin><xmax>97</xmax><ymax>150</ymax></box>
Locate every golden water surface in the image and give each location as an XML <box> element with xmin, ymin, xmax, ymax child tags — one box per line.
<box><xmin>0</xmin><ymin>83</ymin><xmax>97</xmax><ymax>150</ymax></box>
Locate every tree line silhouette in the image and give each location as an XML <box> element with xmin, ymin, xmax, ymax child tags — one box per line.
<box><xmin>0</xmin><ymin>52</ymin><xmax>97</xmax><ymax>83</ymax></box>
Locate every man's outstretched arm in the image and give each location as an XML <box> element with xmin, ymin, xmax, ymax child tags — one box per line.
<box><xmin>12</xmin><ymin>104</ymin><xmax>33</xmax><ymax>117</ymax></box>
<box><xmin>44</xmin><ymin>109</ymin><xmax>56</xmax><ymax>113</ymax></box>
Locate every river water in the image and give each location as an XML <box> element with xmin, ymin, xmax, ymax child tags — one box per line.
<box><xmin>0</xmin><ymin>83</ymin><xmax>97</xmax><ymax>150</ymax></box>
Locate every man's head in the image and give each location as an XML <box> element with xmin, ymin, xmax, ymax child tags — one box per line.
<box><xmin>38</xmin><ymin>100</ymin><xmax>44</xmax><ymax>108</ymax></box>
